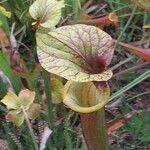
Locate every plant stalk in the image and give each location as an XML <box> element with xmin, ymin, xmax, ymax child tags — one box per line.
<box><xmin>113</xmin><ymin>62</ymin><xmax>150</xmax><ymax>78</ymax></box>
<box><xmin>42</xmin><ymin>69</ymin><xmax>54</xmax><ymax>129</ymax></box>
<box><xmin>42</xmin><ymin>69</ymin><xmax>57</xmax><ymax>148</ymax></box>
<box><xmin>114</xmin><ymin>5</ymin><xmax>137</xmax><ymax>50</ymax></box>
<box><xmin>80</xmin><ymin>108</ymin><xmax>108</xmax><ymax>150</ymax></box>
<box><xmin>22</xmin><ymin>108</ymin><xmax>38</xmax><ymax>150</ymax></box>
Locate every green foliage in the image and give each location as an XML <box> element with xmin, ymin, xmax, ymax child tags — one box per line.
<box><xmin>0</xmin><ymin>52</ymin><xmax>21</xmax><ymax>92</ymax></box>
<box><xmin>2</xmin><ymin>0</ymin><xmax>33</xmax><ymax>25</ymax></box>
<box><xmin>2</xmin><ymin>123</ymin><xmax>20</xmax><ymax>150</ymax></box>
<box><xmin>1</xmin><ymin>89</ymin><xmax>41</xmax><ymax>126</ymax></box>
<box><xmin>63</xmin><ymin>115</ymin><xmax>74</xmax><ymax>150</ymax></box>
<box><xmin>124</xmin><ymin>111</ymin><xmax>150</xmax><ymax>147</ymax></box>
<box><xmin>0</xmin><ymin>11</ymin><xmax>10</xmax><ymax>35</ymax></box>
<box><xmin>0</xmin><ymin>82</ymin><xmax>7</xmax><ymax>100</ymax></box>
<box><xmin>63</xmin><ymin>0</ymin><xmax>82</xmax><ymax>22</ymax></box>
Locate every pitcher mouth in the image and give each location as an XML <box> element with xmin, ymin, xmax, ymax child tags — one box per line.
<box><xmin>63</xmin><ymin>81</ymin><xmax>110</xmax><ymax>113</ymax></box>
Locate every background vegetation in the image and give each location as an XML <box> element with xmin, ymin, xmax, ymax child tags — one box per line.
<box><xmin>0</xmin><ymin>0</ymin><xmax>150</xmax><ymax>149</ymax></box>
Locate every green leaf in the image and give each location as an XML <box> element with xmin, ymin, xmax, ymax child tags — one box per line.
<box><xmin>1</xmin><ymin>92</ymin><xmax>22</xmax><ymax>110</ymax></box>
<box><xmin>0</xmin><ymin>12</ymin><xmax>10</xmax><ymax>35</ymax></box>
<box><xmin>29</xmin><ymin>0</ymin><xmax>64</xmax><ymax>28</ymax></box>
<box><xmin>63</xmin><ymin>81</ymin><xmax>110</xmax><ymax>113</ymax></box>
<box><xmin>1</xmin><ymin>89</ymin><xmax>36</xmax><ymax>110</ymax></box>
<box><xmin>0</xmin><ymin>52</ymin><xmax>21</xmax><ymax>92</ymax></box>
<box><xmin>6</xmin><ymin>110</ymin><xmax>24</xmax><ymax>126</ymax></box>
<box><xmin>37</xmin><ymin>24</ymin><xmax>114</xmax><ymax>82</ymax></box>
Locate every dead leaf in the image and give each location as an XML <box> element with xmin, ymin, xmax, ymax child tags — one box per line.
<box><xmin>143</xmin><ymin>24</ymin><xmax>150</xmax><ymax>29</ymax></box>
<box><xmin>0</xmin><ymin>28</ymin><xmax>10</xmax><ymax>48</ymax></box>
<box><xmin>107</xmin><ymin>111</ymin><xmax>137</xmax><ymax>135</ymax></box>
<box><xmin>40</xmin><ymin>127</ymin><xmax>52</xmax><ymax>150</ymax></box>
<box><xmin>0</xmin><ymin>139</ymin><xmax>8</xmax><ymax>150</ymax></box>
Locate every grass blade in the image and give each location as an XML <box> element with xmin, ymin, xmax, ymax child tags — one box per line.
<box><xmin>110</xmin><ymin>70</ymin><xmax>150</xmax><ymax>101</ymax></box>
<box><xmin>0</xmin><ymin>52</ymin><xmax>21</xmax><ymax>92</ymax></box>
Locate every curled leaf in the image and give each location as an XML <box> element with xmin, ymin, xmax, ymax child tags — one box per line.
<box><xmin>63</xmin><ymin>81</ymin><xmax>110</xmax><ymax>113</ymax></box>
<box><xmin>29</xmin><ymin>0</ymin><xmax>64</xmax><ymax>28</ymax></box>
<box><xmin>37</xmin><ymin>24</ymin><xmax>114</xmax><ymax>82</ymax></box>
<box><xmin>108</xmin><ymin>13</ymin><xmax>118</xmax><ymax>23</ymax></box>
<box><xmin>51</xmin><ymin>78</ymin><xmax>64</xmax><ymax>103</ymax></box>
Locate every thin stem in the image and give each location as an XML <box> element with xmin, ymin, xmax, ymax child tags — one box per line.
<box><xmin>111</xmin><ymin>56</ymin><xmax>135</xmax><ymax>71</ymax></box>
<box><xmin>42</xmin><ymin>69</ymin><xmax>54</xmax><ymax>129</ymax></box>
<box><xmin>113</xmin><ymin>62</ymin><xmax>150</xmax><ymax>78</ymax></box>
<box><xmin>22</xmin><ymin>108</ymin><xmax>38</xmax><ymax>150</ymax></box>
<box><xmin>110</xmin><ymin>69</ymin><xmax>150</xmax><ymax>101</ymax></box>
<box><xmin>80</xmin><ymin>108</ymin><xmax>108</xmax><ymax>150</ymax></box>
<box><xmin>126</xmin><ymin>90</ymin><xmax>150</xmax><ymax>102</ymax></box>
<box><xmin>64</xmin><ymin>113</ymin><xmax>73</xmax><ymax>150</ymax></box>
<box><xmin>114</xmin><ymin>5</ymin><xmax>137</xmax><ymax>50</ymax></box>
<box><xmin>43</xmin><ymin>69</ymin><xmax>58</xmax><ymax>149</ymax></box>
<box><xmin>140</xmin><ymin>13</ymin><xmax>148</xmax><ymax>43</ymax></box>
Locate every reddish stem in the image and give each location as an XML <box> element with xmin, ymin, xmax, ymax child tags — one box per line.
<box><xmin>80</xmin><ymin>108</ymin><xmax>108</xmax><ymax>150</ymax></box>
